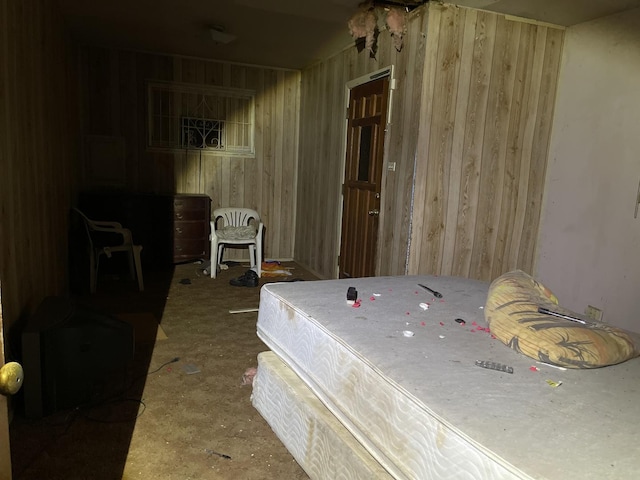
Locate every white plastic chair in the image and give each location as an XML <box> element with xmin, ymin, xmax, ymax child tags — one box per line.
<box><xmin>73</xmin><ymin>208</ymin><xmax>144</xmax><ymax>293</ymax></box>
<box><xmin>210</xmin><ymin>208</ymin><xmax>264</xmax><ymax>279</ymax></box>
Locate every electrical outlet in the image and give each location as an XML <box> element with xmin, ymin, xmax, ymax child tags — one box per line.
<box><xmin>585</xmin><ymin>305</ymin><xmax>603</xmax><ymax>322</ymax></box>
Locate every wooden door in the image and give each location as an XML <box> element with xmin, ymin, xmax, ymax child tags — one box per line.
<box><xmin>339</xmin><ymin>77</ymin><xmax>389</xmax><ymax>278</ymax></box>
<box><xmin>0</xmin><ymin>284</ymin><xmax>12</xmax><ymax>480</ymax></box>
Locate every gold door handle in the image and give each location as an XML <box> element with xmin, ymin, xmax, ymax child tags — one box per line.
<box><xmin>368</xmin><ymin>209</ymin><xmax>380</xmax><ymax>216</ymax></box>
<box><xmin>0</xmin><ymin>362</ymin><xmax>24</xmax><ymax>396</ymax></box>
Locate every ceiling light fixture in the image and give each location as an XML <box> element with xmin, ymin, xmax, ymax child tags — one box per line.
<box><xmin>209</xmin><ymin>25</ymin><xmax>237</xmax><ymax>45</ymax></box>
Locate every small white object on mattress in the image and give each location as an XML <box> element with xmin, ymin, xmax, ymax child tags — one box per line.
<box><xmin>255</xmin><ymin>275</ymin><xmax>640</xmax><ymax>479</ymax></box>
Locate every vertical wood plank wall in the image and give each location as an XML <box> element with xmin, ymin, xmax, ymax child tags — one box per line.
<box><xmin>297</xmin><ymin>3</ymin><xmax>562</xmax><ymax>281</ymax></box>
<box><xmin>296</xmin><ymin>9</ymin><xmax>430</xmax><ymax>279</ymax></box>
<box><xmin>78</xmin><ymin>49</ymin><xmax>300</xmax><ymax>261</ymax></box>
<box><xmin>409</xmin><ymin>4</ymin><xmax>563</xmax><ymax>281</ymax></box>
<box><xmin>0</xmin><ymin>0</ymin><xmax>78</xmax><ymax>342</ymax></box>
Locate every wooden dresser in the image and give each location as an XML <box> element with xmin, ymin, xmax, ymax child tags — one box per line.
<box><xmin>172</xmin><ymin>194</ymin><xmax>211</xmax><ymax>264</ymax></box>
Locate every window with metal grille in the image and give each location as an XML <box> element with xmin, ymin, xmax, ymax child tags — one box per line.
<box><xmin>147</xmin><ymin>81</ymin><xmax>255</xmax><ymax>157</ymax></box>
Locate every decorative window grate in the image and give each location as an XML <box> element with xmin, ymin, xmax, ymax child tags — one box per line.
<box><xmin>182</xmin><ymin>117</ymin><xmax>223</xmax><ymax>149</ymax></box>
<box><xmin>147</xmin><ymin>81</ymin><xmax>255</xmax><ymax>157</ymax></box>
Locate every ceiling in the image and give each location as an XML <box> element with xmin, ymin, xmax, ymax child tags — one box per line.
<box><xmin>57</xmin><ymin>0</ymin><xmax>640</xmax><ymax>70</ymax></box>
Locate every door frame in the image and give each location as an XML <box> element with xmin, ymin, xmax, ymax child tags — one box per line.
<box><xmin>334</xmin><ymin>66</ymin><xmax>396</xmax><ymax>278</ymax></box>
<box><xmin>0</xmin><ymin>283</ymin><xmax>11</xmax><ymax>480</ymax></box>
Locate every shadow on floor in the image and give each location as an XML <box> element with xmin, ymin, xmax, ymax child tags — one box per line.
<box><xmin>9</xmin><ymin>261</ymin><xmax>316</xmax><ymax>480</ymax></box>
<box><xmin>9</xmin><ymin>265</ymin><xmax>176</xmax><ymax>480</ymax></box>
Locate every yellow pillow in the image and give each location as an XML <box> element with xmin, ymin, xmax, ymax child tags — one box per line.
<box><xmin>484</xmin><ymin>270</ymin><xmax>640</xmax><ymax>368</ymax></box>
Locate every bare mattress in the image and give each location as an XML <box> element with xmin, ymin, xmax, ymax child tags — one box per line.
<box><xmin>252</xmin><ymin>275</ymin><xmax>640</xmax><ymax>479</ymax></box>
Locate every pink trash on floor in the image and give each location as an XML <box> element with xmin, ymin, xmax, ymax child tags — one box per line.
<box><xmin>241</xmin><ymin>367</ymin><xmax>257</xmax><ymax>386</ymax></box>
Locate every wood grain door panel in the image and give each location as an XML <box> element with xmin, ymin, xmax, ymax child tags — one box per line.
<box><xmin>339</xmin><ymin>77</ymin><xmax>389</xmax><ymax>278</ymax></box>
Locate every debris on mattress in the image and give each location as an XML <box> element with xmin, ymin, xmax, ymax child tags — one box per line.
<box><xmin>347</xmin><ymin>286</ymin><xmax>358</xmax><ymax>304</ymax></box>
<box><xmin>536</xmin><ymin>361</ymin><xmax>567</xmax><ymax>371</ymax></box>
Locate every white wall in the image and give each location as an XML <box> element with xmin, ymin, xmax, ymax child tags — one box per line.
<box><xmin>536</xmin><ymin>8</ymin><xmax>640</xmax><ymax>332</ymax></box>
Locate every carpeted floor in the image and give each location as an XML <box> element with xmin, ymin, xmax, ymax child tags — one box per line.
<box><xmin>9</xmin><ymin>261</ymin><xmax>318</xmax><ymax>479</ymax></box>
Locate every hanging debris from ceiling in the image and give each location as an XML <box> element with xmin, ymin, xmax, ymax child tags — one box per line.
<box><xmin>347</xmin><ymin>3</ymin><xmax>379</xmax><ymax>56</ymax></box>
<box><xmin>385</xmin><ymin>6</ymin><xmax>407</xmax><ymax>52</ymax></box>
<box><xmin>347</xmin><ymin>1</ymin><xmax>417</xmax><ymax>57</ymax></box>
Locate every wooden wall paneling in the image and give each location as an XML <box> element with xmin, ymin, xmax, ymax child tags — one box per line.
<box><xmin>408</xmin><ymin>6</ymin><xmax>441</xmax><ymax>274</ymax></box>
<box><xmin>230</xmin><ymin>158</ymin><xmax>246</xmax><ymax>209</ymax></box>
<box><xmin>216</xmin><ymin>156</ymin><xmax>230</xmax><ymax>209</ymax></box>
<box><xmin>176</xmin><ymin>151</ymin><xmax>202</xmax><ymax>193</ymax></box>
<box><xmin>205</xmin><ymin>61</ymin><xmax>224</xmax><ymax>86</ymax></box>
<box><xmin>2</xmin><ymin>0</ymin><xmax>18</xmax><ymax>321</ymax></box>
<box><xmin>296</xmin><ymin>62</ymin><xmax>320</xmax><ymax>272</ymax></box>
<box><xmin>154</xmin><ymin>54</ymin><xmax>179</xmax><ymax>194</ymax></box>
<box><xmin>440</xmin><ymin>8</ymin><xmax>478</xmax><ymax>276</ymax></box>
<box><xmin>323</xmin><ymin>54</ymin><xmax>338</xmax><ymax>272</ymax></box>
<box><xmin>305</xmin><ymin>62</ymin><xmax>325</xmax><ymax>272</ymax></box>
<box><xmin>296</xmin><ymin>7</ymin><xmax>432</xmax><ymax>279</ymax></box>
<box><xmin>35</xmin><ymin>0</ymin><xmax>49</xmax><ymax>288</ymax></box>
<box><xmin>222</xmin><ymin>62</ymin><xmax>233</xmax><ymax>87</ymax></box>
<box><xmin>230</xmin><ymin>64</ymin><xmax>247</xmax><ymax>88</ymax></box>
<box><xmin>490</xmin><ymin>22</ymin><xmax>536</xmax><ymax>278</ymax></box>
<box><xmin>379</xmin><ymin>9</ymin><xmax>429</xmax><ymax>276</ymax></box>
<box><xmin>320</xmin><ymin>56</ymin><xmax>339</xmax><ymax>274</ymax></box>
<box><xmin>298</xmin><ymin>50</ymin><xmax>337</xmax><ymax>276</ymax></box>
<box><xmin>322</xmin><ymin>55</ymin><xmax>345</xmax><ymax>272</ymax></box>
<box><xmin>295</xmin><ymin>65</ymin><xmax>316</xmax><ymax>270</ymax></box>
<box><xmin>25</xmin><ymin>0</ymin><xmax>38</xmax><ymax>299</ymax></box>
<box><xmin>120</xmin><ymin>51</ymin><xmax>140</xmax><ymax>190</ymax></box>
<box><xmin>518</xmin><ymin>27</ymin><xmax>563</xmax><ymax>272</ymax></box>
<box><xmin>1</xmin><ymin>0</ymin><xmax>77</xmax><ymax>343</ymax></box>
<box><xmin>314</xmin><ymin>59</ymin><xmax>329</xmax><ymax>273</ymax></box>
<box><xmin>451</xmin><ymin>11</ymin><xmax>497</xmax><ymax>277</ymax></box>
<box><xmin>77</xmin><ymin>50</ymin><xmax>301</xmax><ymax>261</ymax></box>
<box><xmin>27</xmin><ymin>0</ymin><xmax>42</xmax><ymax>293</ymax></box>
<box><xmin>376</xmin><ymin>26</ymin><xmax>392</xmax><ymax>65</ymax></box>
<box><xmin>271</xmin><ymin>70</ymin><xmax>286</xmax><ymax>258</ymax></box>
<box><xmin>180</xmin><ymin>57</ymin><xmax>205</xmax><ymax>84</ymax></box>
<box><xmin>109</xmin><ymin>50</ymin><xmax>121</xmax><ymax>137</ymax></box>
<box><xmin>400</xmin><ymin>11</ymin><xmax>432</xmax><ymax>276</ymax></box>
<box><xmin>408</xmin><ymin>5</ymin><xmax>563</xmax><ymax>281</ymax></box>
<box><xmin>175</xmin><ymin>57</ymin><xmax>201</xmax><ymax>194</ymax></box>
<box><xmin>506</xmin><ymin>26</ymin><xmax>544</xmax><ymax>273</ymax></box>
<box><xmin>261</xmin><ymin>69</ymin><xmax>277</xmax><ymax>257</ymax></box>
<box><xmin>9</xmin><ymin>0</ymin><xmax>26</xmax><ymax>306</ymax></box>
<box><xmin>244</xmin><ymin>67</ymin><xmax>264</xmax><ymax>212</ymax></box>
<box><xmin>417</xmin><ymin>5</ymin><xmax>465</xmax><ymax>274</ymax></box>
<box><xmin>469</xmin><ymin>16</ymin><xmax>521</xmax><ymax>281</ymax></box>
<box><xmin>280</xmin><ymin>70</ymin><xmax>300</xmax><ymax>259</ymax></box>
<box><xmin>50</xmin><ymin>1</ymin><xmax>76</xmax><ymax>289</ymax></box>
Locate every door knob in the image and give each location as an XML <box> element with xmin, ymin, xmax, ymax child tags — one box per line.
<box><xmin>368</xmin><ymin>209</ymin><xmax>380</xmax><ymax>216</ymax></box>
<box><xmin>0</xmin><ymin>362</ymin><xmax>24</xmax><ymax>396</ymax></box>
